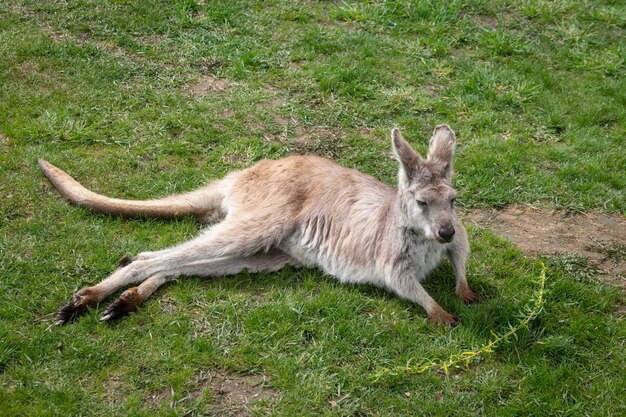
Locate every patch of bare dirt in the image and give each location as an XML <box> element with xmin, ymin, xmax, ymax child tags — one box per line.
<box><xmin>475</xmin><ymin>15</ymin><xmax>498</xmax><ymax>28</ymax></box>
<box><xmin>222</xmin><ymin>151</ymin><xmax>249</xmax><ymax>165</ymax></box>
<box><xmin>7</xmin><ymin>3</ymin><xmax>35</xmax><ymax>19</ymax></box>
<box><xmin>221</xmin><ymin>108</ymin><xmax>235</xmax><ymax>119</ymax></box>
<box><xmin>464</xmin><ymin>205</ymin><xmax>625</xmax><ymax>287</ymax></box>
<box><xmin>16</xmin><ymin>61</ymin><xmax>61</xmax><ymax>88</ymax></box>
<box><xmin>197</xmin><ymin>370</ymin><xmax>279</xmax><ymax>416</ymax></box>
<box><xmin>272</xmin><ymin>113</ymin><xmax>292</xmax><ymax>127</ymax></box>
<box><xmin>144</xmin><ymin>367</ymin><xmax>278</xmax><ymax>413</ymax></box>
<box><xmin>94</xmin><ymin>40</ymin><xmax>127</xmax><ymax>57</ymax></box>
<box><xmin>140</xmin><ymin>34</ymin><xmax>166</xmax><ymax>45</ymax></box>
<box><xmin>47</xmin><ymin>28</ymin><xmax>140</xmax><ymax>62</ymax></box>
<box><xmin>188</xmin><ymin>75</ymin><xmax>230</xmax><ymax>97</ymax></box>
<box><xmin>147</xmin><ymin>385</ymin><xmax>174</xmax><ymax>409</ymax></box>
<box><xmin>258</xmin><ymin>86</ymin><xmax>288</xmax><ymax>109</ymax></box>
<box><xmin>51</xmin><ymin>31</ymin><xmax>68</xmax><ymax>41</ymax></box>
<box><xmin>17</xmin><ymin>61</ymin><xmax>38</xmax><ymax>75</ymax></box>
<box><xmin>103</xmin><ymin>374</ymin><xmax>124</xmax><ymax>405</ymax></box>
<box><xmin>458</xmin><ymin>10</ymin><xmax>498</xmax><ymax>28</ymax></box>
<box><xmin>271</xmin><ymin>98</ymin><xmax>289</xmax><ymax>111</ymax></box>
<box><xmin>422</xmin><ymin>84</ymin><xmax>440</xmax><ymax>97</ymax></box>
<box><xmin>262</xmin><ymin>96</ymin><xmax>287</xmax><ymax>110</ymax></box>
<box><xmin>288</xmin><ymin>127</ymin><xmax>344</xmax><ymax>158</ymax></box>
<box><xmin>0</xmin><ymin>133</ymin><xmax>9</xmax><ymax>150</ymax></box>
<box><xmin>338</xmin><ymin>20</ymin><xmax>359</xmax><ymax>32</ymax></box>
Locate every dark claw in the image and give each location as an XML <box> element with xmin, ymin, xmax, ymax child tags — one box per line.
<box><xmin>449</xmin><ymin>313</ymin><xmax>460</xmax><ymax>327</ymax></box>
<box><xmin>100</xmin><ymin>296</ymin><xmax>137</xmax><ymax>322</ymax></box>
<box><xmin>55</xmin><ymin>299</ymin><xmax>88</xmax><ymax>325</ymax></box>
<box><xmin>55</xmin><ymin>288</ymin><xmax>99</xmax><ymax>325</ymax></box>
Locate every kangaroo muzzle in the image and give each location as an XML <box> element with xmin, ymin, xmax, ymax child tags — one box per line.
<box><xmin>437</xmin><ymin>225</ymin><xmax>455</xmax><ymax>243</ymax></box>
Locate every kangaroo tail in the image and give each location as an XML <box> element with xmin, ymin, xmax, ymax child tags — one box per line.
<box><xmin>38</xmin><ymin>159</ymin><xmax>225</xmax><ymax>220</ymax></box>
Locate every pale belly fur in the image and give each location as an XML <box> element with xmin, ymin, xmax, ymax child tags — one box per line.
<box><xmin>282</xmin><ymin>232</ymin><xmax>448</xmax><ymax>286</ymax></box>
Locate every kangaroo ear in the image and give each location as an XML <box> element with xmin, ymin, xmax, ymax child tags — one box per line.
<box><xmin>427</xmin><ymin>124</ymin><xmax>456</xmax><ymax>178</ymax></box>
<box><xmin>391</xmin><ymin>128</ymin><xmax>422</xmax><ymax>184</ymax></box>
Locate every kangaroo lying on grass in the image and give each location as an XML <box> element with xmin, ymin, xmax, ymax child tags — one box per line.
<box><xmin>40</xmin><ymin>125</ymin><xmax>477</xmax><ymax>327</ymax></box>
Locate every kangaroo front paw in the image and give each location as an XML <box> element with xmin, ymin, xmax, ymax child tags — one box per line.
<box><xmin>428</xmin><ymin>308</ymin><xmax>459</xmax><ymax>327</ymax></box>
<box><xmin>457</xmin><ymin>287</ymin><xmax>478</xmax><ymax>304</ymax></box>
<box><xmin>55</xmin><ymin>288</ymin><xmax>99</xmax><ymax>325</ymax></box>
<box><xmin>100</xmin><ymin>288</ymin><xmax>141</xmax><ymax>322</ymax></box>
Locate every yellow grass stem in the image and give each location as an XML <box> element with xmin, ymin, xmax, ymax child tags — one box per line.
<box><xmin>372</xmin><ymin>263</ymin><xmax>547</xmax><ymax>380</ymax></box>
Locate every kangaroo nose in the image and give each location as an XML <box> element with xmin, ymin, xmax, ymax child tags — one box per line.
<box><xmin>438</xmin><ymin>226</ymin><xmax>455</xmax><ymax>242</ymax></box>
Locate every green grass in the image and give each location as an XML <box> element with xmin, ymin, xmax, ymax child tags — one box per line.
<box><xmin>0</xmin><ymin>0</ymin><xmax>624</xmax><ymax>415</ymax></box>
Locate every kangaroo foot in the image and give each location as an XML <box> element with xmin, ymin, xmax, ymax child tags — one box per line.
<box><xmin>100</xmin><ymin>288</ymin><xmax>141</xmax><ymax>322</ymax></box>
<box><xmin>457</xmin><ymin>287</ymin><xmax>479</xmax><ymax>304</ymax></box>
<box><xmin>428</xmin><ymin>308</ymin><xmax>460</xmax><ymax>327</ymax></box>
<box><xmin>55</xmin><ymin>288</ymin><xmax>99</xmax><ymax>325</ymax></box>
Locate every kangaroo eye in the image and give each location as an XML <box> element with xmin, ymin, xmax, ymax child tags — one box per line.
<box><xmin>451</xmin><ymin>198</ymin><xmax>456</xmax><ymax>206</ymax></box>
<box><xmin>417</xmin><ymin>200</ymin><xmax>428</xmax><ymax>208</ymax></box>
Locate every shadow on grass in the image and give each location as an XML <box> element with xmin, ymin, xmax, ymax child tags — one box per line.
<box><xmin>98</xmin><ymin>260</ymin><xmax>534</xmax><ymax>347</ymax></box>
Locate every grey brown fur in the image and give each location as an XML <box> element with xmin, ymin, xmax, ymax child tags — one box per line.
<box><xmin>40</xmin><ymin>125</ymin><xmax>477</xmax><ymax>326</ymax></box>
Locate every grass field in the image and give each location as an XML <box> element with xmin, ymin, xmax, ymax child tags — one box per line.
<box><xmin>0</xmin><ymin>1</ymin><xmax>624</xmax><ymax>416</ymax></box>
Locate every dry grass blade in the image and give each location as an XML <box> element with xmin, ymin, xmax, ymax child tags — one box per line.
<box><xmin>372</xmin><ymin>263</ymin><xmax>548</xmax><ymax>380</ymax></box>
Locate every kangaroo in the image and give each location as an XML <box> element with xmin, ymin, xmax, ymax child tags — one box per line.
<box><xmin>39</xmin><ymin>125</ymin><xmax>477</xmax><ymax>327</ymax></box>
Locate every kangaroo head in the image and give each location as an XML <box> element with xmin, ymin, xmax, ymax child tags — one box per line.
<box><xmin>392</xmin><ymin>125</ymin><xmax>458</xmax><ymax>243</ymax></box>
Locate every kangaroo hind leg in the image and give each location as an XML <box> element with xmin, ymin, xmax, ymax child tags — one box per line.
<box><xmin>99</xmin><ymin>251</ymin><xmax>295</xmax><ymax>321</ymax></box>
<box><xmin>56</xmin><ymin>218</ymin><xmax>290</xmax><ymax>324</ymax></box>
